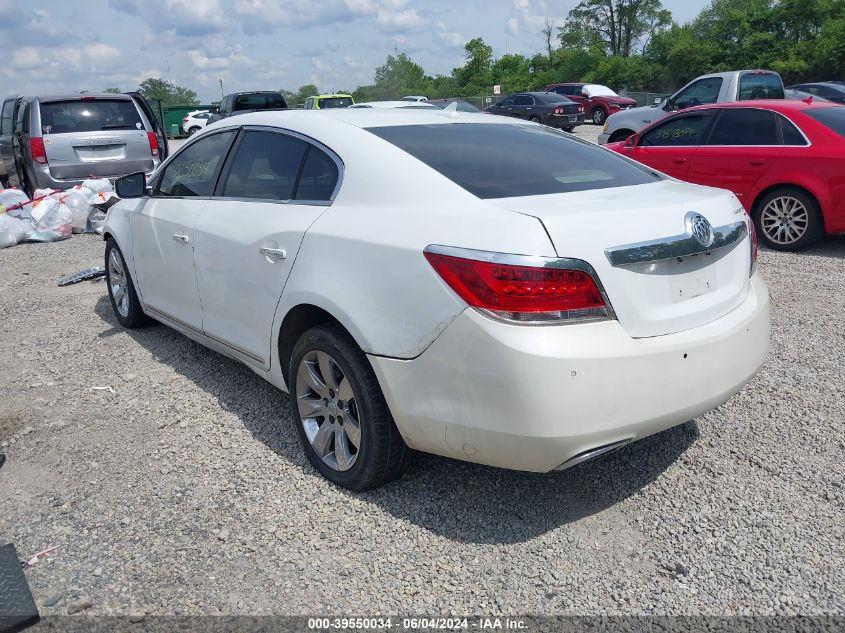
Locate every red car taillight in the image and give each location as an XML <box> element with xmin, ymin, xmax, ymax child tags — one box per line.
<box><xmin>578</xmin><ymin>105</ymin><xmax>584</xmax><ymax>113</ymax></box>
<box><xmin>30</xmin><ymin>137</ymin><xmax>48</xmax><ymax>164</ymax></box>
<box><xmin>147</xmin><ymin>131</ymin><xmax>159</xmax><ymax>157</ymax></box>
<box><xmin>554</xmin><ymin>106</ymin><xmax>563</xmax><ymax>115</ymax></box>
<box><xmin>183</xmin><ymin>117</ymin><xmax>189</xmax><ymax>123</ymax></box>
<box><xmin>424</xmin><ymin>249</ymin><xmax>612</xmax><ymax>324</ymax></box>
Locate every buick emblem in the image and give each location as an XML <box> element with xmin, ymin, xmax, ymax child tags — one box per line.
<box><xmin>687</xmin><ymin>213</ymin><xmax>714</xmax><ymax>248</ymax></box>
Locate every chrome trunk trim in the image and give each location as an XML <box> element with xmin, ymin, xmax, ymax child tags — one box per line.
<box><xmin>554</xmin><ymin>438</ymin><xmax>633</xmax><ymax>471</ymax></box>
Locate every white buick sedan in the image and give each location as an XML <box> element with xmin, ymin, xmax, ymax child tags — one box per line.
<box><xmin>105</xmin><ymin>109</ymin><xmax>770</xmax><ymax>490</ymax></box>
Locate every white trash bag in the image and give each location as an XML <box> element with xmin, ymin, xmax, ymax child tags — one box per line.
<box><xmin>82</xmin><ymin>178</ymin><xmax>113</xmax><ymax>195</ymax></box>
<box><xmin>88</xmin><ymin>191</ymin><xmax>118</xmax><ymax>231</ymax></box>
<box><xmin>59</xmin><ymin>189</ymin><xmax>94</xmax><ymax>233</ymax></box>
<box><xmin>29</xmin><ymin>196</ymin><xmax>72</xmax><ymax>242</ymax></box>
<box><xmin>0</xmin><ymin>213</ymin><xmax>32</xmax><ymax>249</ymax></box>
<box><xmin>0</xmin><ymin>188</ymin><xmax>32</xmax><ymax>220</ymax></box>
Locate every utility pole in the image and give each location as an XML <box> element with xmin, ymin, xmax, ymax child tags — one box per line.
<box><xmin>219</xmin><ymin>78</ymin><xmax>224</xmax><ymax>99</ymax></box>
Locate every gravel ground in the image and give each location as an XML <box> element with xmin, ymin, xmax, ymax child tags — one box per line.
<box><xmin>1</xmin><ymin>186</ymin><xmax>843</xmax><ymax>618</ymax></box>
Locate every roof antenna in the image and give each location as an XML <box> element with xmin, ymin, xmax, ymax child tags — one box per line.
<box><xmin>802</xmin><ymin>95</ymin><xmax>813</xmax><ymax>105</ymax></box>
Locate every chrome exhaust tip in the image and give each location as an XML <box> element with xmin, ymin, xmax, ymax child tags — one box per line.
<box><xmin>553</xmin><ymin>438</ymin><xmax>633</xmax><ymax>471</ymax></box>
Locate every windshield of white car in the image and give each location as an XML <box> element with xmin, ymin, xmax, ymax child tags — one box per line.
<box><xmin>368</xmin><ymin>123</ymin><xmax>659</xmax><ymax>199</ymax></box>
<box><xmin>584</xmin><ymin>85</ymin><xmax>618</xmax><ymax>98</ymax></box>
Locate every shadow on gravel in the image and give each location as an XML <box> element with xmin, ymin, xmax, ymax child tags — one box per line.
<box><xmin>95</xmin><ymin>295</ymin><xmax>699</xmax><ymax>544</ymax></box>
<box><xmin>765</xmin><ymin>234</ymin><xmax>845</xmax><ymax>260</ymax></box>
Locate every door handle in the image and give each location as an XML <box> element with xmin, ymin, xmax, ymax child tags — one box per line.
<box><xmin>749</xmin><ymin>159</ymin><xmax>766</xmax><ymax>166</ymax></box>
<box><xmin>260</xmin><ymin>247</ymin><xmax>287</xmax><ymax>260</ymax></box>
<box><xmin>173</xmin><ymin>233</ymin><xmax>190</xmax><ymax>243</ymax></box>
<box><xmin>673</xmin><ymin>158</ymin><xmax>687</xmax><ymax>164</ymax></box>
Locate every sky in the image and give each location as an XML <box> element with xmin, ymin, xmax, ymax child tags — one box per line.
<box><xmin>0</xmin><ymin>0</ymin><xmax>710</xmax><ymax>102</ymax></box>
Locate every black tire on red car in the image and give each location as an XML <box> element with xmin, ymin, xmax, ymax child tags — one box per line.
<box><xmin>752</xmin><ymin>187</ymin><xmax>824</xmax><ymax>252</ymax></box>
<box><xmin>592</xmin><ymin>108</ymin><xmax>607</xmax><ymax>125</ymax></box>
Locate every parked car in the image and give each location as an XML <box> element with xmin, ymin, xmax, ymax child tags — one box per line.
<box><xmin>485</xmin><ymin>92</ymin><xmax>584</xmax><ymax>131</ymax></box>
<box><xmin>103</xmin><ymin>109</ymin><xmax>768</xmax><ymax>489</ymax></box>
<box><xmin>545</xmin><ymin>83</ymin><xmax>637</xmax><ymax>125</ymax></box>
<box><xmin>786</xmin><ymin>82</ymin><xmax>845</xmax><ymax>104</ymax></box>
<box><xmin>598</xmin><ymin>70</ymin><xmax>785</xmax><ymax>144</ymax></box>
<box><xmin>425</xmin><ymin>98</ymin><xmax>480</xmax><ymax>112</ymax></box>
<box><xmin>348</xmin><ymin>101</ymin><xmax>437</xmax><ymax>109</ymax></box>
<box><xmin>0</xmin><ymin>92</ymin><xmax>168</xmax><ymax>196</ymax></box>
<box><xmin>401</xmin><ymin>96</ymin><xmax>429</xmax><ymax>102</ymax></box>
<box><xmin>604</xmin><ymin>99</ymin><xmax>845</xmax><ymax>250</ymax></box>
<box><xmin>182</xmin><ymin>110</ymin><xmax>211</xmax><ymax>135</ymax></box>
<box><xmin>785</xmin><ymin>88</ymin><xmax>831</xmax><ymax>103</ymax></box>
<box><xmin>303</xmin><ymin>94</ymin><xmax>355</xmax><ymax>109</ymax></box>
<box><xmin>207</xmin><ymin>91</ymin><xmax>287</xmax><ymax>124</ymax></box>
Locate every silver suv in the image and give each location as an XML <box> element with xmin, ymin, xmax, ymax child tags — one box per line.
<box><xmin>0</xmin><ymin>93</ymin><xmax>168</xmax><ymax>195</ymax></box>
<box><xmin>598</xmin><ymin>70</ymin><xmax>785</xmax><ymax>144</ymax></box>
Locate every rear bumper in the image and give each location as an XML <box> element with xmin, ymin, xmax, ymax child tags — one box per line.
<box><xmin>369</xmin><ymin>274</ymin><xmax>770</xmax><ymax>472</ymax></box>
<box><xmin>546</xmin><ymin>113</ymin><xmax>585</xmax><ymax>128</ymax></box>
<box><xmin>33</xmin><ymin>160</ymin><xmax>159</xmax><ymax>190</ymax></box>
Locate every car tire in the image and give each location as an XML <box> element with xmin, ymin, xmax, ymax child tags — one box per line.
<box><xmin>753</xmin><ymin>187</ymin><xmax>824</xmax><ymax>251</ymax></box>
<box><xmin>608</xmin><ymin>129</ymin><xmax>635</xmax><ymax>143</ymax></box>
<box><xmin>290</xmin><ymin>323</ymin><xmax>411</xmax><ymax>490</ymax></box>
<box><xmin>528</xmin><ymin>115</ymin><xmax>540</xmax><ymax>123</ymax></box>
<box><xmin>592</xmin><ymin>108</ymin><xmax>607</xmax><ymax>125</ymax></box>
<box><xmin>188</xmin><ymin>126</ymin><xmax>201</xmax><ymax>136</ymax></box>
<box><xmin>563</xmin><ymin>126</ymin><xmax>574</xmax><ymax>133</ymax></box>
<box><xmin>105</xmin><ymin>238</ymin><xmax>150</xmax><ymax>328</ymax></box>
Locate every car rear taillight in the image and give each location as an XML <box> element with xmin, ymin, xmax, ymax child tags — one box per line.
<box><xmin>747</xmin><ymin>216</ymin><xmax>758</xmax><ymax>277</ymax></box>
<box><xmin>183</xmin><ymin>117</ymin><xmax>189</xmax><ymax>123</ymax></box>
<box><xmin>147</xmin><ymin>131</ymin><xmax>159</xmax><ymax>157</ymax></box>
<box><xmin>554</xmin><ymin>106</ymin><xmax>563</xmax><ymax>115</ymax></box>
<box><xmin>578</xmin><ymin>105</ymin><xmax>584</xmax><ymax>113</ymax></box>
<box><xmin>424</xmin><ymin>247</ymin><xmax>613</xmax><ymax>324</ymax></box>
<box><xmin>30</xmin><ymin>138</ymin><xmax>48</xmax><ymax>164</ymax></box>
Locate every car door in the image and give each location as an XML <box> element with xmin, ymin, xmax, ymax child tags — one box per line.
<box><xmin>688</xmin><ymin>108</ymin><xmax>782</xmax><ymax>201</ymax></box>
<box><xmin>10</xmin><ymin>100</ymin><xmax>30</xmax><ymax>190</ymax></box>
<box><xmin>623</xmin><ymin>110</ymin><xmax>717</xmax><ymax>179</ymax></box>
<box><xmin>193</xmin><ymin>128</ymin><xmax>340</xmax><ymax>368</ymax></box>
<box><xmin>490</xmin><ymin>96</ymin><xmax>515</xmax><ymax>118</ymax></box>
<box><xmin>0</xmin><ymin>98</ymin><xmax>16</xmax><ymax>181</ymax></box>
<box><xmin>130</xmin><ymin>129</ymin><xmax>236</xmax><ymax>330</ymax></box>
<box><xmin>512</xmin><ymin>94</ymin><xmax>535</xmax><ymax>119</ymax></box>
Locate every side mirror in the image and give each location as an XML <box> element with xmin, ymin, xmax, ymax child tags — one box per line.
<box><xmin>210</xmin><ymin>106</ymin><xmax>219</xmax><ymax>114</ymax></box>
<box><xmin>663</xmin><ymin>97</ymin><xmax>675</xmax><ymax>111</ymax></box>
<box><xmin>115</xmin><ymin>172</ymin><xmax>148</xmax><ymax>198</ymax></box>
<box><xmin>624</xmin><ymin>133</ymin><xmax>639</xmax><ymax>147</ymax></box>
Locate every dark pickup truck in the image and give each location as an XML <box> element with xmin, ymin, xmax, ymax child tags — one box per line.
<box><xmin>207</xmin><ymin>92</ymin><xmax>288</xmax><ymax>125</ymax></box>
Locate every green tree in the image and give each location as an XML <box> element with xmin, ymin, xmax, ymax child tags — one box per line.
<box><xmin>137</xmin><ymin>78</ymin><xmax>198</xmax><ymax>106</ymax></box>
<box><xmin>103</xmin><ymin>87</ymin><xmax>122</xmax><ymax>94</ymax></box>
<box><xmin>455</xmin><ymin>38</ymin><xmax>494</xmax><ymax>95</ymax></box>
<box><xmin>559</xmin><ymin>0</ymin><xmax>672</xmax><ymax>57</ymax></box>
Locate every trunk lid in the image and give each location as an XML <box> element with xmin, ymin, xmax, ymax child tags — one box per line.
<box><xmin>491</xmin><ymin>180</ymin><xmax>752</xmax><ymax>338</ymax></box>
<box><xmin>43</xmin><ymin>130</ymin><xmax>154</xmax><ymax>179</ymax></box>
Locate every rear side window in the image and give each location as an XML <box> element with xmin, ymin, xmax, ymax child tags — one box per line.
<box><xmin>233</xmin><ymin>93</ymin><xmax>287</xmax><ymax>112</ymax></box>
<box><xmin>640</xmin><ymin>111</ymin><xmax>716</xmax><ymax>147</ymax></box>
<box><xmin>780</xmin><ymin>116</ymin><xmax>808</xmax><ymax>145</ymax></box>
<box><xmin>223</xmin><ymin>131</ymin><xmax>307</xmax><ymax>200</ymax></box>
<box><xmin>1</xmin><ymin>100</ymin><xmax>14</xmax><ymax>135</ymax></box>
<box><xmin>803</xmin><ymin>108</ymin><xmax>845</xmax><ymax>138</ymax></box>
<box><xmin>294</xmin><ymin>147</ymin><xmax>339</xmax><ymax>201</ymax></box>
<box><xmin>158</xmin><ymin>131</ymin><xmax>235</xmax><ymax>197</ymax></box>
<box><xmin>368</xmin><ymin>123</ymin><xmax>658</xmax><ymax>199</ymax></box>
<box><xmin>708</xmin><ymin>109</ymin><xmax>778</xmax><ymax>145</ymax></box>
<box><xmin>738</xmin><ymin>73</ymin><xmax>784</xmax><ymax>100</ymax></box>
<box><xmin>514</xmin><ymin>95</ymin><xmax>533</xmax><ymax>106</ymax></box>
<box><xmin>39</xmin><ymin>99</ymin><xmax>143</xmax><ymax>134</ymax></box>
<box><xmin>319</xmin><ymin>97</ymin><xmax>353</xmax><ymax>109</ymax></box>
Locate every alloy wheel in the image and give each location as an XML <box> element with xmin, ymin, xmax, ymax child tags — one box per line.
<box><xmin>108</xmin><ymin>249</ymin><xmax>129</xmax><ymax>318</ymax></box>
<box><xmin>295</xmin><ymin>350</ymin><xmax>361</xmax><ymax>472</ymax></box>
<box><xmin>593</xmin><ymin>109</ymin><xmax>606</xmax><ymax>125</ymax></box>
<box><xmin>760</xmin><ymin>195</ymin><xmax>809</xmax><ymax>245</ymax></box>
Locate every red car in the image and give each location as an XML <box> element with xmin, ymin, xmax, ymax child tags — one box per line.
<box><xmin>605</xmin><ymin>99</ymin><xmax>845</xmax><ymax>250</ymax></box>
<box><xmin>544</xmin><ymin>83</ymin><xmax>637</xmax><ymax>125</ymax></box>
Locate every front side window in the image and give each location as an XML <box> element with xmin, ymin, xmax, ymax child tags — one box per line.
<box><xmin>0</xmin><ymin>100</ymin><xmax>14</xmax><ymax>135</ymax></box>
<box><xmin>39</xmin><ymin>99</ymin><xmax>143</xmax><ymax>134</ymax></box>
<box><xmin>368</xmin><ymin>123</ymin><xmax>658</xmax><ymax>199</ymax></box>
<box><xmin>707</xmin><ymin>109</ymin><xmax>778</xmax><ymax>145</ymax></box>
<box><xmin>157</xmin><ymin>131</ymin><xmax>235</xmax><ymax>197</ymax></box>
<box><xmin>498</xmin><ymin>97</ymin><xmax>515</xmax><ymax>107</ymax></box>
<box><xmin>222</xmin><ymin>131</ymin><xmax>307</xmax><ymax>200</ymax></box>
<box><xmin>738</xmin><ymin>73</ymin><xmax>784</xmax><ymax>100</ymax></box>
<box><xmin>675</xmin><ymin>78</ymin><xmax>723</xmax><ymax>108</ymax></box>
<box><xmin>640</xmin><ymin>111</ymin><xmax>716</xmax><ymax>147</ymax></box>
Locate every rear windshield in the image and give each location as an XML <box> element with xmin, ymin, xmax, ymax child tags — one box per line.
<box><xmin>803</xmin><ymin>108</ymin><xmax>845</xmax><ymax>138</ymax></box>
<box><xmin>39</xmin><ymin>99</ymin><xmax>143</xmax><ymax>134</ymax></box>
<box><xmin>537</xmin><ymin>93</ymin><xmax>570</xmax><ymax>104</ymax></box>
<box><xmin>368</xmin><ymin>123</ymin><xmax>658</xmax><ymax>199</ymax></box>
<box><xmin>319</xmin><ymin>97</ymin><xmax>353</xmax><ymax>109</ymax></box>
<box><xmin>233</xmin><ymin>93</ymin><xmax>287</xmax><ymax>112</ymax></box>
<box><xmin>738</xmin><ymin>73</ymin><xmax>785</xmax><ymax>100</ymax></box>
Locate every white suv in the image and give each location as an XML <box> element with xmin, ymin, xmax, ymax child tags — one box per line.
<box><xmin>182</xmin><ymin>110</ymin><xmax>211</xmax><ymax>135</ymax></box>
